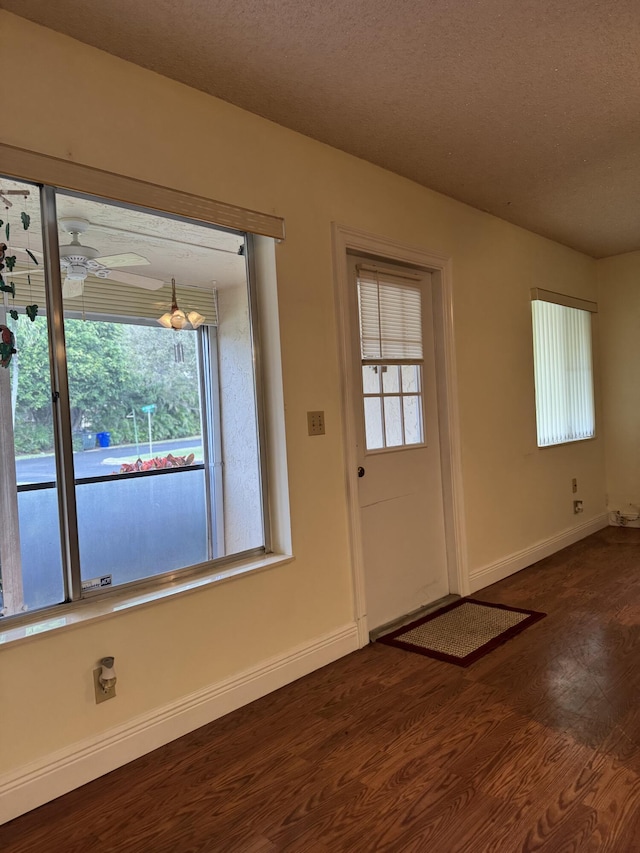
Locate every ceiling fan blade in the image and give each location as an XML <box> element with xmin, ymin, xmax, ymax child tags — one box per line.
<box><xmin>107</xmin><ymin>270</ymin><xmax>165</xmax><ymax>290</ymax></box>
<box><xmin>94</xmin><ymin>252</ymin><xmax>150</xmax><ymax>268</ymax></box>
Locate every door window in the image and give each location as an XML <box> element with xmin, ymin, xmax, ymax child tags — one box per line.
<box><xmin>356</xmin><ymin>265</ymin><xmax>425</xmax><ymax>451</ymax></box>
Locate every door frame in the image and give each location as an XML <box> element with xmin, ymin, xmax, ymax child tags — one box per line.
<box><xmin>331</xmin><ymin>223</ymin><xmax>469</xmax><ymax>647</ymax></box>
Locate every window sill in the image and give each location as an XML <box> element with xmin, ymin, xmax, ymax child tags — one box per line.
<box><xmin>0</xmin><ymin>553</ymin><xmax>295</xmax><ymax>648</ymax></box>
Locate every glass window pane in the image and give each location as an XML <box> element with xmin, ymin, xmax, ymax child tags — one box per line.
<box><xmin>2</xmin><ymin>177</ymin><xmax>65</xmax><ymax>616</ymax></box>
<box><xmin>403</xmin><ymin>396</ymin><xmax>423</xmax><ymax>444</ymax></box>
<box><xmin>75</xmin><ymin>469</ymin><xmax>208</xmax><ymax>585</ymax></box>
<box><xmin>56</xmin><ymin>187</ymin><xmax>265</xmax><ymax>593</ymax></box>
<box><xmin>384</xmin><ymin>397</ymin><xmax>403</xmax><ymax>446</ymax></box>
<box><xmin>17</xmin><ymin>487</ymin><xmax>65</xmax><ymax>611</ymax></box>
<box><xmin>401</xmin><ymin>364</ymin><xmax>421</xmax><ymax>393</ymax></box>
<box><xmin>63</xmin><ymin>318</ymin><xmax>206</xmax><ymax>589</ymax></box>
<box><xmin>364</xmin><ymin>397</ymin><xmax>384</xmax><ymax>449</ymax></box>
<box><xmin>382</xmin><ymin>364</ymin><xmax>400</xmax><ymax>393</ymax></box>
<box><xmin>362</xmin><ymin>364</ymin><xmax>380</xmax><ymax>394</ymax></box>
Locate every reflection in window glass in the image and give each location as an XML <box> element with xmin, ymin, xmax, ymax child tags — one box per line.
<box><xmin>384</xmin><ymin>396</ymin><xmax>403</xmax><ymax>446</ymax></box>
<box><xmin>362</xmin><ymin>364</ymin><xmax>380</xmax><ymax>394</ymax></box>
<box><xmin>403</xmin><ymin>396</ymin><xmax>423</xmax><ymax>445</ymax></box>
<box><xmin>364</xmin><ymin>397</ymin><xmax>384</xmax><ymax>449</ymax></box>
<box><xmin>382</xmin><ymin>364</ymin><xmax>400</xmax><ymax>394</ymax></box>
<box><xmin>401</xmin><ymin>364</ymin><xmax>420</xmax><ymax>394</ymax></box>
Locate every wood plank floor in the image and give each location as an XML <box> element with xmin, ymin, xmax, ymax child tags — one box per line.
<box><xmin>3</xmin><ymin>527</ymin><xmax>640</xmax><ymax>851</ymax></box>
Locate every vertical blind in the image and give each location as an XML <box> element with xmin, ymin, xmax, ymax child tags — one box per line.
<box><xmin>532</xmin><ymin>299</ymin><xmax>595</xmax><ymax>446</ymax></box>
<box><xmin>357</xmin><ymin>269</ymin><xmax>423</xmax><ymax>359</ymax></box>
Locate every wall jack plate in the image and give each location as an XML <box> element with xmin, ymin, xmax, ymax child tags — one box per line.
<box><xmin>573</xmin><ymin>500</ymin><xmax>584</xmax><ymax>514</ymax></box>
<box><xmin>307</xmin><ymin>411</ymin><xmax>325</xmax><ymax>436</ymax></box>
<box><xmin>93</xmin><ymin>668</ymin><xmax>116</xmax><ymax>704</ymax></box>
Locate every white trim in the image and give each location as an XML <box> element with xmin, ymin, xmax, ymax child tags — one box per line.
<box><xmin>0</xmin><ymin>622</ymin><xmax>358</xmax><ymax>825</ymax></box>
<box><xmin>0</xmin><ymin>553</ymin><xmax>294</xmax><ymax>647</ymax></box>
<box><xmin>468</xmin><ymin>513</ymin><xmax>609</xmax><ymax>593</ymax></box>
<box><xmin>331</xmin><ymin>224</ymin><xmax>468</xmax><ymax>648</ymax></box>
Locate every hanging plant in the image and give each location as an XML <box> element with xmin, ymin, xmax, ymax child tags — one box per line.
<box><xmin>0</xmin><ymin>324</ymin><xmax>16</xmax><ymax>368</ymax></box>
<box><xmin>0</xmin><ymin>192</ymin><xmax>37</xmax><ymax>365</ymax></box>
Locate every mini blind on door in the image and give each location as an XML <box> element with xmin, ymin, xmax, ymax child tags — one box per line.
<box><xmin>10</xmin><ymin>271</ymin><xmax>217</xmax><ymax>324</ymax></box>
<box><xmin>357</xmin><ymin>268</ymin><xmax>423</xmax><ymax>360</ymax></box>
<box><xmin>531</xmin><ymin>298</ymin><xmax>595</xmax><ymax>446</ymax></box>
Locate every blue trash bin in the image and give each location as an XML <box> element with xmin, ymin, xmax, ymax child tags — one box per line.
<box><xmin>96</xmin><ymin>431</ymin><xmax>111</xmax><ymax>448</ymax></box>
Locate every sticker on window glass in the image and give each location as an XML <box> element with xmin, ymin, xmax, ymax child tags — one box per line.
<box><xmin>81</xmin><ymin>574</ymin><xmax>113</xmax><ymax>592</ymax></box>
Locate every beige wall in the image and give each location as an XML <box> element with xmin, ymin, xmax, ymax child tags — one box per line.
<box><xmin>597</xmin><ymin>251</ymin><xmax>640</xmax><ymax>514</ymax></box>
<box><xmin>0</xmin><ymin>12</ymin><xmax>606</xmax><ymax>776</ymax></box>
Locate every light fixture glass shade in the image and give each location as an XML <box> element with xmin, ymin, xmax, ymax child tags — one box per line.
<box><xmin>187</xmin><ymin>310</ymin><xmax>205</xmax><ymax>329</ymax></box>
<box><xmin>63</xmin><ymin>277</ymin><xmax>84</xmax><ymax>299</ymax></box>
<box><xmin>170</xmin><ymin>309</ymin><xmax>187</xmax><ymax>329</ymax></box>
<box><xmin>157</xmin><ymin>312</ymin><xmax>173</xmax><ymax>328</ymax></box>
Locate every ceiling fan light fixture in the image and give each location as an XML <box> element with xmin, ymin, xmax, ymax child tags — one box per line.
<box><xmin>65</xmin><ymin>263</ymin><xmax>88</xmax><ymax>281</ymax></box>
<box><xmin>157</xmin><ymin>278</ymin><xmax>205</xmax><ymax>331</ymax></box>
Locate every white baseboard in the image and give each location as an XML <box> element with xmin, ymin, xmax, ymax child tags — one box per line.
<box><xmin>0</xmin><ymin>622</ymin><xmax>359</xmax><ymax>826</ymax></box>
<box><xmin>468</xmin><ymin>513</ymin><xmax>609</xmax><ymax>594</ymax></box>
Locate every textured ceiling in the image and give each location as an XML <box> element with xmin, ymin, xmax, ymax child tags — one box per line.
<box><xmin>4</xmin><ymin>0</ymin><xmax>640</xmax><ymax>258</ymax></box>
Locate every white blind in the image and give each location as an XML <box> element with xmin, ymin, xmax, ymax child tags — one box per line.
<box><xmin>357</xmin><ymin>270</ymin><xmax>423</xmax><ymax>360</ymax></box>
<box><xmin>10</xmin><ymin>271</ymin><xmax>217</xmax><ymax>324</ymax></box>
<box><xmin>532</xmin><ymin>299</ymin><xmax>595</xmax><ymax>446</ymax></box>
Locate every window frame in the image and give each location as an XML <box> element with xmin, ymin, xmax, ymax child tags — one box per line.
<box><xmin>530</xmin><ymin>287</ymin><xmax>597</xmax><ymax>448</ymax></box>
<box><xmin>0</xmin><ymin>177</ymin><xmax>273</xmax><ymax>623</ymax></box>
<box><xmin>356</xmin><ymin>264</ymin><xmax>428</xmax><ymax>454</ymax></box>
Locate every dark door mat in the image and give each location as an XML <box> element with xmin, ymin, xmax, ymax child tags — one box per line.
<box><xmin>376</xmin><ymin>598</ymin><xmax>546</xmax><ymax>666</ymax></box>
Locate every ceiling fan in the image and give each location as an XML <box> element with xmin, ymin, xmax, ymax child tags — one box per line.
<box><xmin>10</xmin><ymin>218</ymin><xmax>165</xmax><ymax>298</ymax></box>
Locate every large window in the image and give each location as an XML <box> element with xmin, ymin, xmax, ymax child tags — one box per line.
<box><xmin>531</xmin><ymin>289</ymin><xmax>596</xmax><ymax>447</ymax></box>
<box><xmin>0</xmin><ymin>177</ymin><xmax>267</xmax><ymax>619</ymax></box>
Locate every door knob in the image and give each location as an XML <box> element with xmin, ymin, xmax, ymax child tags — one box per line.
<box><xmin>357</xmin><ymin>466</ymin><xmax>365</xmax><ymax>478</ymax></box>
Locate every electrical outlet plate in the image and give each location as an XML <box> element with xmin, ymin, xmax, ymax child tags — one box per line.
<box><xmin>573</xmin><ymin>500</ymin><xmax>584</xmax><ymax>514</ymax></box>
<box><xmin>93</xmin><ymin>667</ymin><xmax>116</xmax><ymax>704</ymax></box>
<box><xmin>307</xmin><ymin>410</ymin><xmax>325</xmax><ymax>436</ymax></box>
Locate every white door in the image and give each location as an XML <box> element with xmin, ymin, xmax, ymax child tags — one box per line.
<box><xmin>349</xmin><ymin>256</ymin><xmax>449</xmax><ymax>631</ymax></box>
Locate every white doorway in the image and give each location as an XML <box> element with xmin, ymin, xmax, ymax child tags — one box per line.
<box><xmin>332</xmin><ymin>225</ymin><xmax>468</xmax><ymax>646</ymax></box>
